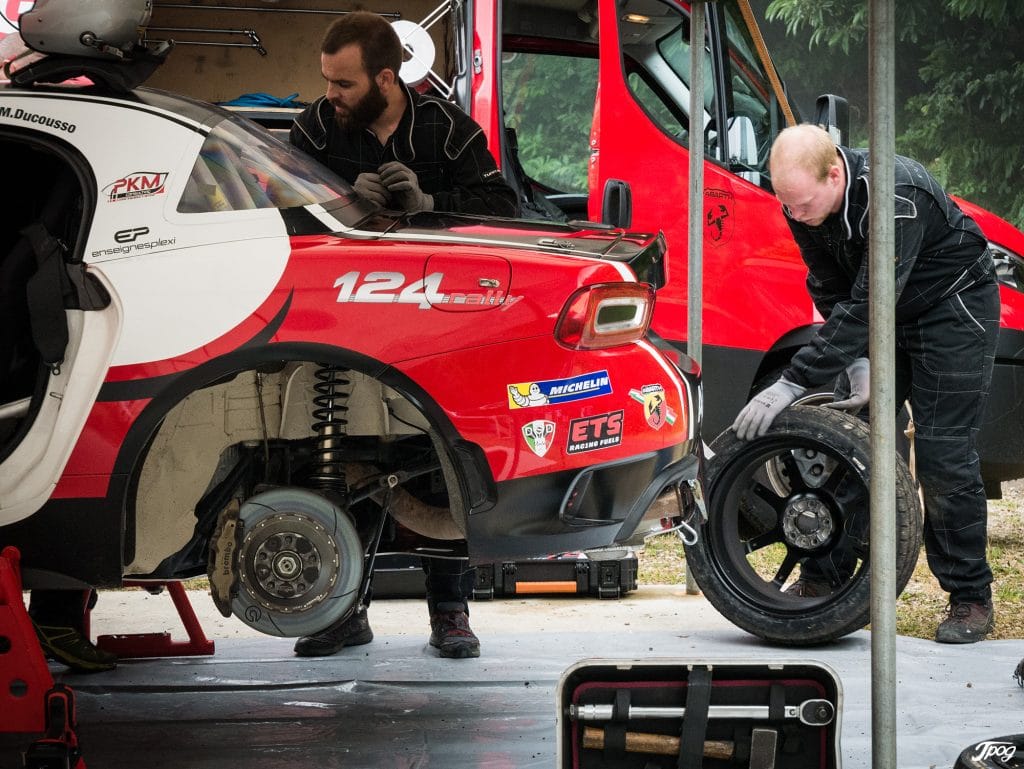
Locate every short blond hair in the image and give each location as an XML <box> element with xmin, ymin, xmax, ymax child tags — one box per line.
<box><xmin>769</xmin><ymin>124</ymin><xmax>838</xmax><ymax>182</ymax></box>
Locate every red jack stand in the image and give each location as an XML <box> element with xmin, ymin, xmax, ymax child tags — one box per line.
<box><xmin>94</xmin><ymin>582</ymin><xmax>215</xmax><ymax>658</ymax></box>
<box><xmin>0</xmin><ymin>546</ymin><xmax>54</xmax><ymax>734</ymax></box>
<box><xmin>23</xmin><ymin>684</ymin><xmax>87</xmax><ymax>769</ymax></box>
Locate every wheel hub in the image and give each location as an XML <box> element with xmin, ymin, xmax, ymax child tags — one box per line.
<box><xmin>252</xmin><ymin>530</ymin><xmax>322</xmax><ymax>599</ymax></box>
<box><xmin>239</xmin><ymin>512</ymin><xmax>340</xmax><ymax>613</ymax></box>
<box><xmin>781</xmin><ymin>494</ymin><xmax>835</xmax><ymax>550</ymax></box>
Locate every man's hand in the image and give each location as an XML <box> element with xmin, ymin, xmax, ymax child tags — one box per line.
<box><xmin>731</xmin><ymin>377</ymin><xmax>806</xmax><ymax>440</ymax></box>
<box><xmin>825</xmin><ymin>357</ymin><xmax>870</xmax><ymax>412</ymax></box>
<box><xmin>353</xmin><ymin>172</ymin><xmax>390</xmax><ymax>207</ymax></box>
<box><xmin>379</xmin><ymin>161</ymin><xmax>434</xmax><ymax>212</ymax></box>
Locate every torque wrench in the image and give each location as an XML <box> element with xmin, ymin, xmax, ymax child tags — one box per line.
<box><xmin>569</xmin><ymin>697</ymin><xmax>835</xmax><ymax>727</ymax></box>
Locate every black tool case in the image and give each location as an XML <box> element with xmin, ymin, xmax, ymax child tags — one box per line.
<box><xmin>371</xmin><ymin>551</ymin><xmax>638</xmax><ymax>600</ymax></box>
<box><xmin>558</xmin><ymin>659</ymin><xmax>842</xmax><ymax>769</ymax></box>
<box><xmin>472</xmin><ymin>551</ymin><xmax>638</xmax><ymax>599</ymax></box>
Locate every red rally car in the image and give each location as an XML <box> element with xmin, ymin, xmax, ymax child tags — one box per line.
<box><xmin>0</xmin><ymin>43</ymin><xmax>702</xmax><ymax>637</ymax></box>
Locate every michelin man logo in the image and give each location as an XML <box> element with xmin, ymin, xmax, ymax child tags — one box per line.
<box><xmin>509</xmin><ymin>382</ymin><xmax>548</xmax><ymax>408</ymax></box>
<box><xmin>522</xmin><ymin>420</ymin><xmax>556</xmax><ymax>457</ymax></box>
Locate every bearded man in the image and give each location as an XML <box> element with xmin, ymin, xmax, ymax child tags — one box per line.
<box><xmin>289</xmin><ymin>10</ymin><xmax>518</xmax><ymax>216</ymax></box>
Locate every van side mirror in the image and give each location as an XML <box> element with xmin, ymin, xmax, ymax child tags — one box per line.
<box><xmin>814</xmin><ymin>94</ymin><xmax>850</xmax><ymax>146</ymax></box>
<box><xmin>602</xmin><ymin>178</ymin><xmax>632</xmax><ymax>228</ymax></box>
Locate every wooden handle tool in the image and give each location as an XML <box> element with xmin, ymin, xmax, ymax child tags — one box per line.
<box><xmin>582</xmin><ymin>726</ymin><xmax>734</xmax><ymax>759</ymax></box>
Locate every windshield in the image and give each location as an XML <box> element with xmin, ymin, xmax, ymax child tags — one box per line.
<box><xmin>178</xmin><ymin>115</ymin><xmax>367</xmax><ymax>223</ymax></box>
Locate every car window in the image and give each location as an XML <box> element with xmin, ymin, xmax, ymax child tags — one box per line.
<box><xmin>501</xmin><ymin>51</ymin><xmax>597</xmax><ymax>195</ymax></box>
<box><xmin>178</xmin><ymin>116</ymin><xmax>358</xmax><ymax>215</ymax></box>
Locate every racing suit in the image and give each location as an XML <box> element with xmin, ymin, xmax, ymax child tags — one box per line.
<box><xmin>783</xmin><ymin>147</ymin><xmax>999</xmax><ymax>604</ymax></box>
<box><xmin>289</xmin><ymin>80</ymin><xmax>518</xmax><ymax>217</ymax></box>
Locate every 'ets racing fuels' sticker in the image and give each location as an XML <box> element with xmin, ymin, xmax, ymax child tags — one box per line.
<box><xmin>566</xmin><ymin>410</ymin><xmax>623</xmax><ymax>454</ymax></box>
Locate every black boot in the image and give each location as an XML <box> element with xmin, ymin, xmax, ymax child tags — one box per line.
<box><xmin>428</xmin><ymin>604</ymin><xmax>480</xmax><ymax>659</ymax></box>
<box><xmin>293</xmin><ymin>609</ymin><xmax>373</xmax><ymax>657</ymax></box>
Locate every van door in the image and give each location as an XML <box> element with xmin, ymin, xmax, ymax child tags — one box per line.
<box><xmin>589</xmin><ymin>0</ymin><xmax>813</xmax><ymax>428</ymax></box>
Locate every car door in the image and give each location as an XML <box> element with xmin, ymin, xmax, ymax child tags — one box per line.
<box><xmin>0</xmin><ymin>129</ymin><xmax>118</xmax><ymax>527</ymax></box>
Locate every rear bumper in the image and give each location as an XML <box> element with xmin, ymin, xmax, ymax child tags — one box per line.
<box><xmin>466</xmin><ymin>442</ymin><xmax>702</xmax><ymax>563</ymax></box>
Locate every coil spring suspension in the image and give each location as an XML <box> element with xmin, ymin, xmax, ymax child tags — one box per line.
<box><xmin>310</xmin><ymin>366</ymin><xmax>351</xmax><ymax>496</ymax></box>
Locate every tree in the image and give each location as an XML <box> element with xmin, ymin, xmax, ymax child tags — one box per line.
<box><xmin>753</xmin><ymin>0</ymin><xmax>1024</xmax><ymax>229</ymax></box>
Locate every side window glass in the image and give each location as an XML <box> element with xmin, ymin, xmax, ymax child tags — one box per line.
<box><xmin>625</xmin><ymin>71</ymin><xmax>685</xmax><ymax>139</ymax></box>
<box><xmin>617</xmin><ymin>0</ymin><xmax>715</xmax><ymax>155</ymax></box>
<box><xmin>501</xmin><ymin>51</ymin><xmax>598</xmax><ymax>194</ymax></box>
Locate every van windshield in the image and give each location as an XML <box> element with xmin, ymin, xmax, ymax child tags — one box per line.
<box><xmin>177</xmin><ymin>115</ymin><xmax>367</xmax><ymax>221</ymax></box>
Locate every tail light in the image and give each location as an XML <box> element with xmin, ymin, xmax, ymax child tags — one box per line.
<box><xmin>555</xmin><ymin>282</ymin><xmax>655</xmax><ymax>350</ymax></box>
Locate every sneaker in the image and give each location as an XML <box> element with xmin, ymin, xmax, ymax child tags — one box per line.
<box><xmin>293</xmin><ymin>608</ymin><xmax>373</xmax><ymax>657</ymax></box>
<box><xmin>34</xmin><ymin>624</ymin><xmax>117</xmax><ymax>673</ymax></box>
<box><xmin>784</xmin><ymin>579</ymin><xmax>831</xmax><ymax>598</ymax></box>
<box><xmin>935</xmin><ymin>601</ymin><xmax>993</xmax><ymax>644</ymax></box>
<box><xmin>429</xmin><ymin>609</ymin><xmax>480</xmax><ymax>659</ymax></box>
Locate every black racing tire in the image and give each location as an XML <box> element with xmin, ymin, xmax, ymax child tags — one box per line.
<box><xmin>685</xmin><ymin>405</ymin><xmax>923</xmax><ymax>645</ymax></box>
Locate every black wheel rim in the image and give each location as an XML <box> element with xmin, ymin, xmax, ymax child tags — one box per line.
<box><xmin>706</xmin><ymin>434</ymin><xmax>871</xmax><ymax>615</ymax></box>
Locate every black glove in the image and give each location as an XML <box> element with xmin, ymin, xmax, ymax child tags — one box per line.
<box><xmin>379</xmin><ymin>161</ymin><xmax>433</xmax><ymax>212</ymax></box>
<box><xmin>353</xmin><ymin>172</ymin><xmax>390</xmax><ymax>207</ymax></box>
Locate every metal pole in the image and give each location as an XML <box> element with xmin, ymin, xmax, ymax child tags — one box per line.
<box><xmin>685</xmin><ymin>1</ymin><xmax>706</xmax><ymax>596</ymax></box>
<box><xmin>868</xmin><ymin>1</ymin><xmax>897</xmax><ymax>766</ymax></box>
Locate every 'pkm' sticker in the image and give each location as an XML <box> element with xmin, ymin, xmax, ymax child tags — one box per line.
<box><xmin>103</xmin><ymin>172</ymin><xmax>169</xmax><ymax>203</ymax></box>
<box><xmin>629</xmin><ymin>384</ymin><xmax>677</xmax><ymax>430</ymax></box>
<box><xmin>508</xmin><ymin>370</ymin><xmax>611</xmax><ymax>409</ymax></box>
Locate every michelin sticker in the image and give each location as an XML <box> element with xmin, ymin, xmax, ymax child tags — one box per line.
<box><xmin>522</xmin><ymin>420</ymin><xmax>556</xmax><ymax>457</ymax></box>
<box><xmin>629</xmin><ymin>384</ymin><xmax>677</xmax><ymax>430</ymax></box>
<box><xmin>507</xmin><ymin>370</ymin><xmax>612</xmax><ymax>409</ymax></box>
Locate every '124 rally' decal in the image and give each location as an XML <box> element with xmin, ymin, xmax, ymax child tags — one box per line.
<box><xmin>334</xmin><ymin>271</ymin><xmax>521</xmax><ymax>309</ymax></box>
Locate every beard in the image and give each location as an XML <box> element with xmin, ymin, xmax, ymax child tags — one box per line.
<box><xmin>333</xmin><ymin>80</ymin><xmax>388</xmax><ymax>132</ymax></box>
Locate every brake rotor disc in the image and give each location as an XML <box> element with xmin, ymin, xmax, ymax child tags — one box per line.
<box><xmin>229</xmin><ymin>487</ymin><xmax>364</xmax><ymax>637</ymax></box>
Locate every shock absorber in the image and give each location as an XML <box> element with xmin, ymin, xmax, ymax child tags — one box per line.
<box><xmin>309</xmin><ymin>365</ymin><xmax>352</xmax><ymax>497</ymax></box>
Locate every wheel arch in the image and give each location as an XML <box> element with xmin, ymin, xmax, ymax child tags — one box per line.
<box><xmin>109</xmin><ymin>341</ymin><xmax>496</xmax><ymax>570</ymax></box>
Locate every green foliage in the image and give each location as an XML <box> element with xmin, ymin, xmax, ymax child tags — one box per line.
<box><xmin>760</xmin><ymin>0</ymin><xmax>1024</xmax><ymax>229</ymax></box>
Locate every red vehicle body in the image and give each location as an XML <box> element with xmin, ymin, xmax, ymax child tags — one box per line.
<box><xmin>0</xmin><ymin>38</ymin><xmax>701</xmax><ymax>637</ymax></box>
<box><xmin>76</xmin><ymin>0</ymin><xmax>1019</xmax><ymax>495</ymax></box>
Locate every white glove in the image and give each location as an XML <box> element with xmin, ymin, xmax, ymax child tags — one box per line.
<box><xmin>732</xmin><ymin>377</ymin><xmax>806</xmax><ymax>440</ymax></box>
<box><xmin>379</xmin><ymin>161</ymin><xmax>434</xmax><ymax>212</ymax></box>
<box><xmin>353</xmin><ymin>172</ymin><xmax>390</xmax><ymax>207</ymax></box>
<box><xmin>825</xmin><ymin>358</ymin><xmax>870</xmax><ymax>412</ymax></box>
